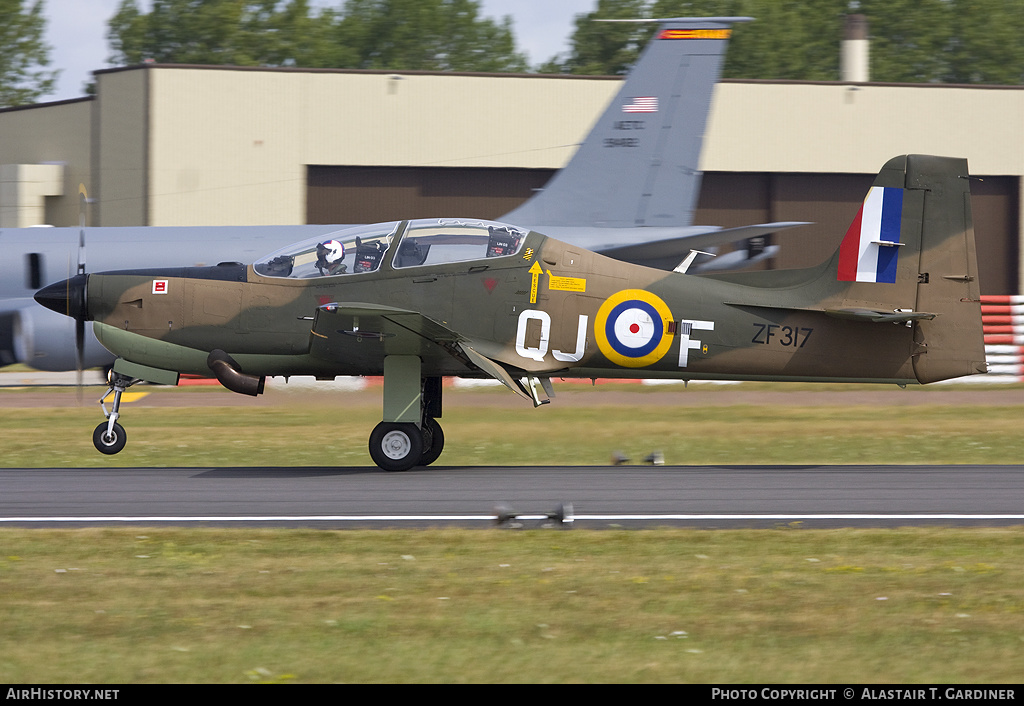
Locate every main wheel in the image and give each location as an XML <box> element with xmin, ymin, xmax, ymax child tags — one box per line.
<box><xmin>93</xmin><ymin>421</ymin><xmax>127</xmax><ymax>455</ymax></box>
<box><xmin>418</xmin><ymin>417</ymin><xmax>445</xmax><ymax>467</ymax></box>
<box><xmin>368</xmin><ymin>422</ymin><xmax>423</xmax><ymax>472</ymax></box>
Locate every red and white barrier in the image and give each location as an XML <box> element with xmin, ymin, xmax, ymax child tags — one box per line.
<box><xmin>980</xmin><ymin>295</ymin><xmax>1024</xmax><ymax>382</ymax></box>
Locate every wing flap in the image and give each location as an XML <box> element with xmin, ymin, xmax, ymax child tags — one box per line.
<box><xmin>310</xmin><ymin>303</ymin><xmax>544</xmax><ymax>400</ymax></box>
<box><xmin>458</xmin><ymin>343</ymin><xmax>533</xmax><ymax>401</ymax></box>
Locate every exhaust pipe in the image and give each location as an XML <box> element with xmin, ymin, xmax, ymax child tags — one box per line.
<box><xmin>207</xmin><ymin>349</ymin><xmax>265</xmax><ymax>396</ymax></box>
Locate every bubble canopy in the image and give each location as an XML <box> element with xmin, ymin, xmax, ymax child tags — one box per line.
<box><xmin>253</xmin><ymin>219</ymin><xmax>529</xmax><ymax>279</ymax></box>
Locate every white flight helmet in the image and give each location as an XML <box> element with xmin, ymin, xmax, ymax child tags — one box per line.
<box><xmin>322</xmin><ymin>239</ymin><xmax>344</xmax><ymax>263</ymax></box>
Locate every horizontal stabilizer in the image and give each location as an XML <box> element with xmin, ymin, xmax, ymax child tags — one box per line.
<box><xmin>725</xmin><ymin>301</ymin><xmax>936</xmax><ymax>324</ymax></box>
<box><xmin>599</xmin><ymin>221</ymin><xmax>809</xmax><ymax>261</ymax></box>
<box><xmin>823</xmin><ymin>308</ymin><xmax>936</xmax><ymax>324</ymax></box>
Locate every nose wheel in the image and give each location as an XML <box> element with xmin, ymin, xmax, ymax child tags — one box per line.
<box><xmin>93</xmin><ymin>371</ymin><xmax>139</xmax><ymax>455</ymax></box>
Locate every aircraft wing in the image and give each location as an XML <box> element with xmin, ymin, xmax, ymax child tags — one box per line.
<box><xmin>309</xmin><ymin>303</ymin><xmax>536</xmax><ymax>399</ymax></box>
<box><xmin>310</xmin><ymin>303</ymin><xmax>463</xmax><ymax>358</ymax></box>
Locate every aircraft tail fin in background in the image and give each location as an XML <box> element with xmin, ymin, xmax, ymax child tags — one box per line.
<box><xmin>501</xmin><ymin>16</ymin><xmax>751</xmax><ymax>230</ymax></box>
<box><xmin>719</xmin><ymin>155</ymin><xmax>986</xmax><ymax>383</ymax></box>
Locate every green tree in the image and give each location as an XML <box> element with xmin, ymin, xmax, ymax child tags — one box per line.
<box><xmin>107</xmin><ymin>0</ymin><xmax>527</xmax><ymax>73</ymax></box>
<box><xmin>545</xmin><ymin>0</ymin><xmax>846</xmax><ymax>79</ymax></box>
<box><xmin>709</xmin><ymin>0</ymin><xmax>844</xmax><ymax>81</ymax></box>
<box><xmin>552</xmin><ymin>0</ymin><xmax>1024</xmax><ymax>84</ymax></box>
<box><xmin>538</xmin><ymin>0</ymin><xmax>650</xmax><ymax>75</ymax></box>
<box><xmin>0</xmin><ymin>0</ymin><xmax>58</xmax><ymax>107</ymax></box>
<box><xmin>328</xmin><ymin>0</ymin><xmax>527</xmax><ymax>72</ymax></box>
<box><xmin>107</xmin><ymin>0</ymin><xmax>337</xmax><ymax>67</ymax></box>
<box><xmin>844</xmin><ymin>0</ymin><xmax>1024</xmax><ymax>84</ymax></box>
<box><xmin>857</xmin><ymin>0</ymin><xmax>955</xmax><ymax>83</ymax></box>
<box><xmin>936</xmin><ymin>0</ymin><xmax>1024</xmax><ymax>84</ymax></box>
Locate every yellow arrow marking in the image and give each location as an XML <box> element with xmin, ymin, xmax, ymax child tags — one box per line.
<box><xmin>529</xmin><ymin>261</ymin><xmax>543</xmax><ymax>303</ymax></box>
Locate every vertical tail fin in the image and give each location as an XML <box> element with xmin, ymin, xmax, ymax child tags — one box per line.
<box><xmin>905</xmin><ymin>155</ymin><xmax>987</xmax><ymax>382</ymax></box>
<box><xmin>825</xmin><ymin>155</ymin><xmax>986</xmax><ymax>382</ymax></box>
<box><xmin>501</xmin><ymin>17</ymin><xmax>751</xmax><ymax>229</ymax></box>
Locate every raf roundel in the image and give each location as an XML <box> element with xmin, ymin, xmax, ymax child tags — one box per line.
<box><xmin>595</xmin><ymin>289</ymin><xmax>674</xmax><ymax>367</ymax></box>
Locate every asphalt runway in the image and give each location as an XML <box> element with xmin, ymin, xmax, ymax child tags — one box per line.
<box><xmin>2</xmin><ymin>464</ymin><xmax>1022</xmax><ymax>529</ymax></box>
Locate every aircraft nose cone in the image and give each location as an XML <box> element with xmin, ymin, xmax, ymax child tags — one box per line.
<box><xmin>34</xmin><ymin>274</ymin><xmax>90</xmax><ymax>320</ymax></box>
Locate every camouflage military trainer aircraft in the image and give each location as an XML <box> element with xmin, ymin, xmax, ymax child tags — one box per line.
<box><xmin>35</xmin><ymin>155</ymin><xmax>987</xmax><ymax>470</ymax></box>
<box><xmin>5</xmin><ymin>15</ymin><xmax>799</xmax><ymax>373</ymax></box>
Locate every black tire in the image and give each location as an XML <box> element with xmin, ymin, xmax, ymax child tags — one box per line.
<box><xmin>418</xmin><ymin>417</ymin><xmax>445</xmax><ymax>467</ymax></box>
<box><xmin>93</xmin><ymin>421</ymin><xmax>127</xmax><ymax>455</ymax></box>
<box><xmin>368</xmin><ymin>422</ymin><xmax>423</xmax><ymax>472</ymax></box>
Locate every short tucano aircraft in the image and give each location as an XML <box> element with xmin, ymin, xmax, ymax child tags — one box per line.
<box><xmin>5</xmin><ymin>16</ymin><xmax>802</xmax><ymax>372</ymax></box>
<box><xmin>36</xmin><ymin>155</ymin><xmax>987</xmax><ymax>470</ymax></box>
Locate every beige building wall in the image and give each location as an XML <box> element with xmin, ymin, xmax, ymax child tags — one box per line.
<box><xmin>94</xmin><ymin>69</ymin><xmax>149</xmax><ymax>226</ymax></box>
<box><xmin>144</xmin><ymin>67</ymin><xmax>619</xmax><ymax>226</ymax></box>
<box><xmin>0</xmin><ymin>98</ymin><xmax>91</xmax><ymax>226</ymax></box>
<box><xmin>9</xmin><ymin>65</ymin><xmax>1023</xmax><ymax>227</ymax></box>
<box><xmin>701</xmin><ymin>81</ymin><xmax>1024</xmax><ymax>289</ymax></box>
<box><xmin>0</xmin><ymin>163</ymin><xmax>63</xmax><ymax>227</ymax></box>
<box><xmin>4</xmin><ymin>64</ymin><xmax>1023</xmax><ymax>287</ymax></box>
<box><xmin>704</xmin><ymin>80</ymin><xmax>1024</xmax><ymax>176</ymax></box>
<box><xmin>135</xmin><ymin>67</ymin><xmax>1024</xmax><ymax>227</ymax></box>
<box><xmin>148</xmin><ymin>69</ymin><xmax>306</xmax><ymax>226</ymax></box>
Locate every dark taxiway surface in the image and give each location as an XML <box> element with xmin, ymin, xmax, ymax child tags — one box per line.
<box><xmin>3</xmin><ymin>380</ymin><xmax>1020</xmax><ymax>528</ymax></box>
<box><xmin>2</xmin><ymin>464</ymin><xmax>1022</xmax><ymax>528</ymax></box>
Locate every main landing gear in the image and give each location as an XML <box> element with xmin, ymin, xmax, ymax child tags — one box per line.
<box><xmin>88</xmin><ymin>356</ymin><xmax>444</xmax><ymax>471</ymax></box>
<box><xmin>367</xmin><ymin>357</ymin><xmax>444</xmax><ymax>472</ymax></box>
<box><xmin>93</xmin><ymin>370</ymin><xmax>140</xmax><ymax>455</ymax></box>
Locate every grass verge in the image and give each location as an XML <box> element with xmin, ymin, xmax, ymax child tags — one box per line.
<box><xmin>1</xmin><ymin>527</ymin><xmax>1023</xmax><ymax>683</ymax></box>
<box><xmin>2</xmin><ymin>387</ymin><xmax>1021</xmax><ymax>683</ymax></box>
<box><xmin>0</xmin><ymin>398</ymin><xmax>1021</xmax><ymax>467</ymax></box>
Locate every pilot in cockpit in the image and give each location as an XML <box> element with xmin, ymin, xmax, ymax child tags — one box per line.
<box><xmin>315</xmin><ymin>239</ymin><xmax>347</xmax><ymax>275</ymax></box>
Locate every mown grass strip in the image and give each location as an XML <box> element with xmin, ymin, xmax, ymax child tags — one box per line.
<box><xmin>1</xmin><ymin>400</ymin><xmax>1021</xmax><ymax>467</ymax></box>
<box><xmin>1</xmin><ymin>527</ymin><xmax>1022</xmax><ymax>683</ymax></box>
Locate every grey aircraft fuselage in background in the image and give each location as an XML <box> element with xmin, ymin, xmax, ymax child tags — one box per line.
<box><xmin>1</xmin><ymin>16</ymin><xmax>805</xmax><ymax>372</ymax></box>
<box><xmin>36</xmin><ymin>155</ymin><xmax>988</xmax><ymax>471</ymax></box>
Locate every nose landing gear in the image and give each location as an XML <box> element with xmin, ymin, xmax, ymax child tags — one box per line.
<box><xmin>93</xmin><ymin>370</ymin><xmax>140</xmax><ymax>455</ymax></box>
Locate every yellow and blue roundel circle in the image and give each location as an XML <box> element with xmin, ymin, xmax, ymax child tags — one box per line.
<box><xmin>595</xmin><ymin>289</ymin><xmax>674</xmax><ymax>368</ymax></box>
